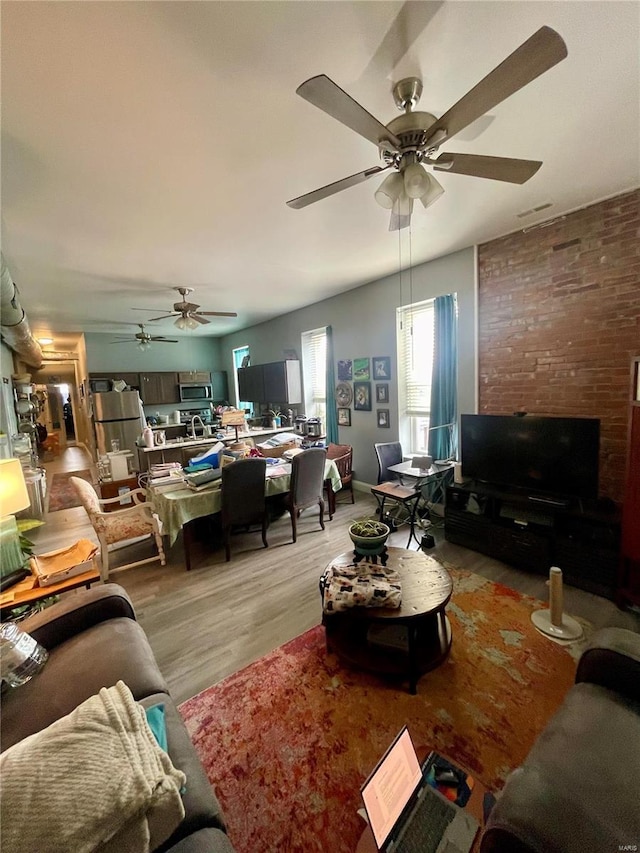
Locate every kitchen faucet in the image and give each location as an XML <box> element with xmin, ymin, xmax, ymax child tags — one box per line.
<box><xmin>190</xmin><ymin>415</ymin><xmax>205</xmax><ymax>439</ymax></box>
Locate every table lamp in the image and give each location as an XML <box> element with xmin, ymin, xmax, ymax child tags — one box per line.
<box><xmin>0</xmin><ymin>458</ymin><xmax>30</xmax><ymax>576</ymax></box>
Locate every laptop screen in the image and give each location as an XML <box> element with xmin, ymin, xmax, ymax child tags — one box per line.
<box><xmin>361</xmin><ymin>727</ymin><xmax>422</xmax><ymax>849</ymax></box>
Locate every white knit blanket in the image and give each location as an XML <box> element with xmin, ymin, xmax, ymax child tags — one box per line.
<box><xmin>0</xmin><ymin>681</ymin><xmax>186</xmax><ymax>853</ymax></box>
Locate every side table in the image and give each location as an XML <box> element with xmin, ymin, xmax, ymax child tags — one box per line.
<box><xmin>98</xmin><ymin>476</ymin><xmax>142</xmax><ymax>511</ymax></box>
<box><xmin>322</xmin><ymin>548</ymin><xmax>453</xmax><ymax>693</ymax></box>
<box><xmin>0</xmin><ymin>569</ymin><xmax>101</xmax><ymax>617</ymax></box>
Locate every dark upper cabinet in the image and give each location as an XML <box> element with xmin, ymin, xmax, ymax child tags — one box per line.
<box><xmin>139</xmin><ymin>372</ymin><xmax>179</xmax><ymax>405</ymax></box>
<box><xmin>238</xmin><ymin>360</ymin><xmax>301</xmax><ymax>404</ymax></box>
<box><xmin>211</xmin><ymin>371</ymin><xmax>229</xmax><ymax>402</ymax></box>
<box><xmin>238</xmin><ymin>365</ymin><xmax>264</xmax><ymax>403</ymax></box>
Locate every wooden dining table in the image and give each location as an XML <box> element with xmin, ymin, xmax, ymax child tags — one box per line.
<box><xmin>148</xmin><ymin>459</ymin><xmax>342</xmax><ymax>570</ymax></box>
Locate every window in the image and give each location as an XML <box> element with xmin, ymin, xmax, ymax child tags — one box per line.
<box><xmin>233</xmin><ymin>346</ymin><xmax>251</xmax><ymax>414</ymax></box>
<box><xmin>397</xmin><ymin>299</ymin><xmax>435</xmax><ymax>453</ymax></box>
<box><xmin>301</xmin><ymin>327</ymin><xmax>327</xmax><ymax>423</ymax></box>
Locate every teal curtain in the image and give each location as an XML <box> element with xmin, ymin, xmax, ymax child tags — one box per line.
<box><xmin>428</xmin><ymin>295</ymin><xmax>457</xmax><ymax>461</ymax></box>
<box><xmin>325</xmin><ymin>326</ymin><xmax>338</xmax><ymax>444</ymax></box>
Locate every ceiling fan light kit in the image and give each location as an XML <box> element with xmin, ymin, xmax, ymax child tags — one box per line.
<box><xmin>287</xmin><ymin>26</ymin><xmax>568</xmax><ymax>231</ymax></box>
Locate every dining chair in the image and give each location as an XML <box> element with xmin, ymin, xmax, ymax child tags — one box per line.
<box><xmin>286</xmin><ymin>447</ymin><xmax>327</xmax><ymax>542</ymax></box>
<box><xmin>221</xmin><ymin>457</ymin><xmax>268</xmax><ymax>561</ymax></box>
<box><xmin>325</xmin><ymin>443</ymin><xmax>354</xmax><ymax>519</ymax></box>
<box><xmin>70</xmin><ymin>476</ymin><xmax>165</xmax><ymax>580</ymax></box>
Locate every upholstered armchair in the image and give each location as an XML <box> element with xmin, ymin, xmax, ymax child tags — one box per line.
<box><xmin>70</xmin><ymin>476</ymin><xmax>166</xmax><ymax>580</ymax></box>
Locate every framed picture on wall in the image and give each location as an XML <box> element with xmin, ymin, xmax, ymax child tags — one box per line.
<box><xmin>375</xmin><ymin>383</ymin><xmax>388</xmax><ymax>403</ymax></box>
<box><xmin>353</xmin><ymin>381</ymin><xmax>371</xmax><ymax>411</ymax></box>
<box><xmin>377</xmin><ymin>409</ymin><xmax>390</xmax><ymax>428</ymax></box>
<box><xmin>372</xmin><ymin>356</ymin><xmax>391</xmax><ymax>380</ymax></box>
<box><xmin>337</xmin><ymin>360</ymin><xmax>352</xmax><ymax>381</ymax></box>
<box><xmin>337</xmin><ymin>407</ymin><xmax>351</xmax><ymax>426</ymax></box>
<box><xmin>353</xmin><ymin>358</ymin><xmax>370</xmax><ymax>381</ymax></box>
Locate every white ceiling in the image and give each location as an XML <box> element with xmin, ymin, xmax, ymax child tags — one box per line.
<box><xmin>2</xmin><ymin>1</ymin><xmax>639</xmax><ymax>345</ymax></box>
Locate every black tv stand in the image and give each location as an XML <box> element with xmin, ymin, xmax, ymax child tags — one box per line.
<box><xmin>527</xmin><ymin>495</ymin><xmax>570</xmax><ymax>509</ymax></box>
<box><xmin>445</xmin><ymin>481</ymin><xmax>620</xmax><ymax>599</ymax></box>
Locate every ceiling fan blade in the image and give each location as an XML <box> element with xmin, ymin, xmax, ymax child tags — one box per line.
<box><xmin>144</xmin><ymin>313</ymin><xmax>176</xmax><ymax>322</ymax></box>
<box><xmin>296</xmin><ymin>75</ymin><xmax>402</xmax><ymax>150</ymax></box>
<box><xmin>287</xmin><ymin>165</ymin><xmax>390</xmax><ymax>209</ymax></box>
<box><xmin>149</xmin><ymin>337</ymin><xmax>179</xmax><ymax>343</ymax></box>
<box><xmin>196</xmin><ymin>311</ymin><xmax>239</xmax><ymax>318</ymax></box>
<box><xmin>433</xmin><ymin>153</ymin><xmax>542</xmax><ymax>183</ymax></box>
<box><xmin>131</xmin><ymin>307</ymin><xmax>170</xmax><ymax>313</ymax></box>
<box><xmin>189</xmin><ymin>314</ymin><xmax>210</xmax><ymax>325</ymax></box>
<box><xmin>425</xmin><ymin>26</ymin><xmax>567</xmax><ymax>145</ymax></box>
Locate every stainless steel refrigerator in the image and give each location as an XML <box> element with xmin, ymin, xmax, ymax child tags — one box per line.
<box><xmin>92</xmin><ymin>390</ymin><xmax>145</xmax><ymax>459</ymax></box>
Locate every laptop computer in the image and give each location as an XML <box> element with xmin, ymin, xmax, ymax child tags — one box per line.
<box><xmin>361</xmin><ymin>727</ymin><xmax>479</xmax><ymax>853</ymax></box>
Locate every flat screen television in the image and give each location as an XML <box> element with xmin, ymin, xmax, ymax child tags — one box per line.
<box><xmin>460</xmin><ymin>414</ymin><xmax>600</xmax><ymax>501</ymax></box>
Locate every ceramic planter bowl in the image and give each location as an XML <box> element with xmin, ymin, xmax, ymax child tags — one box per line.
<box><xmin>348</xmin><ymin>519</ymin><xmax>390</xmax><ymax>553</ymax></box>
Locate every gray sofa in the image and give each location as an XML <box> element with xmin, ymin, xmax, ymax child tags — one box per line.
<box><xmin>480</xmin><ymin>627</ymin><xmax>640</xmax><ymax>853</ymax></box>
<box><xmin>0</xmin><ymin>584</ymin><xmax>236</xmax><ymax>853</ymax></box>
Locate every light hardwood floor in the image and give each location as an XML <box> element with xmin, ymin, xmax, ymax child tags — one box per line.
<box><xmin>30</xmin><ymin>445</ymin><xmax>640</xmax><ymax>703</ymax></box>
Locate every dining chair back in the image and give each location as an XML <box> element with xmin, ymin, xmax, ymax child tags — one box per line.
<box><xmin>325</xmin><ymin>443</ymin><xmax>354</xmax><ymax>519</ymax></box>
<box><xmin>221</xmin><ymin>457</ymin><xmax>268</xmax><ymax>561</ymax></box>
<box><xmin>374</xmin><ymin>441</ymin><xmax>403</xmax><ymax>483</ymax></box>
<box><xmin>70</xmin><ymin>476</ymin><xmax>166</xmax><ymax>580</ymax></box>
<box><xmin>287</xmin><ymin>448</ymin><xmax>327</xmax><ymax>542</ymax></box>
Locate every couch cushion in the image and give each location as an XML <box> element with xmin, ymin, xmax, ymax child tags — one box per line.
<box><xmin>138</xmin><ymin>694</ymin><xmax>229</xmax><ymax>850</ymax></box>
<box><xmin>164</xmin><ymin>827</ymin><xmax>237</xmax><ymax>853</ymax></box>
<box><xmin>481</xmin><ymin>682</ymin><xmax>640</xmax><ymax>853</ymax></box>
<box><xmin>1</xmin><ymin>617</ymin><xmax>168</xmax><ymax>751</ymax></box>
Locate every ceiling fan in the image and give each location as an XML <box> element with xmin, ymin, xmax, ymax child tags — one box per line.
<box><xmin>135</xmin><ymin>287</ymin><xmax>238</xmax><ymax>330</ymax></box>
<box><xmin>111</xmin><ymin>324</ymin><xmax>178</xmax><ymax>350</ymax></box>
<box><xmin>287</xmin><ymin>26</ymin><xmax>567</xmax><ymax>230</ymax></box>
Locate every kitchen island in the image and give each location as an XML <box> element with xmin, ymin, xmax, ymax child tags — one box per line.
<box><xmin>137</xmin><ymin>426</ymin><xmax>296</xmax><ymax>470</ymax></box>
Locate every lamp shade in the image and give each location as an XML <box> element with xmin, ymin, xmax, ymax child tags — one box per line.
<box><xmin>419</xmin><ymin>173</ymin><xmax>445</xmax><ymax>209</ymax></box>
<box><xmin>0</xmin><ymin>459</ymin><xmax>30</xmax><ymax>516</ymax></box>
<box><xmin>374</xmin><ymin>172</ymin><xmax>403</xmax><ymax>210</ymax></box>
<box><xmin>403</xmin><ymin>162</ymin><xmax>430</xmax><ymax>199</ymax></box>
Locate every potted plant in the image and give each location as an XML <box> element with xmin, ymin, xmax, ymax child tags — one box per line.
<box><xmin>348</xmin><ymin>518</ymin><xmax>390</xmax><ymax>553</ymax></box>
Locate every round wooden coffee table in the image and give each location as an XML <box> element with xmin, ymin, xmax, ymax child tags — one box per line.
<box><xmin>322</xmin><ymin>547</ymin><xmax>453</xmax><ymax>693</ymax></box>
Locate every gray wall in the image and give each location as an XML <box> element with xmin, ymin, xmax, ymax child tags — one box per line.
<box><xmin>85</xmin><ymin>333</ymin><xmax>224</xmax><ymax>374</ymax></box>
<box><xmin>0</xmin><ymin>340</ymin><xmax>18</xmax><ymax>441</ymax></box>
<box><xmin>220</xmin><ymin>247</ymin><xmax>477</xmax><ymax>485</ymax></box>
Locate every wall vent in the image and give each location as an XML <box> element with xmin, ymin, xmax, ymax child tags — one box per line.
<box><xmin>516</xmin><ymin>202</ymin><xmax>553</xmax><ymax>219</ymax></box>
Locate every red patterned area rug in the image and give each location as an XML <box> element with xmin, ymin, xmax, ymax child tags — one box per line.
<box><xmin>179</xmin><ymin>567</ymin><xmax>580</xmax><ymax>853</ymax></box>
<box><xmin>47</xmin><ymin>469</ymin><xmax>93</xmax><ymax>513</ymax></box>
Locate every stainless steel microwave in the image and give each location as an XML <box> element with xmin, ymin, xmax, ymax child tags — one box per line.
<box><xmin>179</xmin><ymin>383</ymin><xmax>213</xmax><ymax>402</ymax></box>
<box><xmin>89</xmin><ymin>378</ymin><xmax>114</xmax><ymax>393</ymax></box>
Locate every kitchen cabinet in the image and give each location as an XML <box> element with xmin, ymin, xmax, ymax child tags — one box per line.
<box><xmin>238</xmin><ymin>365</ymin><xmax>265</xmax><ymax>403</ymax></box>
<box><xmin>211</xmin><ymin>371</ymin><xmax>229</xmax><ymax>402</ymax></box>
<box><xmin>263</xmin><ymin>360</ymin><xmax>301</xmax><ymax>404</ymax></box>
<box><xmin>139</xmin><ymin>372</ymin><xmax>179</xmax><ymax>405</ymax></box>
<box><xmin>178</xmin><ymin>371</ymin><xmax>211</xmax><ymax>384</ymax></box>
<box><xmin>90</xmin><ymin>372</ymin><xmax>140</xmax><ymax>389</ymax></box>
<box><xmin>238</xmin><ymin>360</ymin><xmax>301</xmax><ymax>404</ymax></box>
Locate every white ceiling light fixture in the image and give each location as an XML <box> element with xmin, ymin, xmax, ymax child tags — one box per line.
<box><xmin>37</xmin><ymin>337</ymin><xmax>54</xmax><ymax>345</ymax></box>
<box><xmin>175</xmin><ymin>315</ymin><xmax>199</xmax><ymax>331</ymax></box>
<box><xmin>374</xmin><ymin>172</ymin><xmax>403</xmax><ymax>209</ymax></box>
<box><xmin>418</xmin><ymin>173</ymin><xmax>445</xmax><ymax>209</ymax></box>
<box><xmin>403</xmin><ymin>161</ymin><xmax>430</xmax><ymax>199</ymax></box>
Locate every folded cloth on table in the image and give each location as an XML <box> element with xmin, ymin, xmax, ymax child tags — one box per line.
<box><xmin>320</xmin><ymin>562</ymin><xmax>402</xmax><ymax>613</ymax></box>
<box><xmin>0</xmin><ymin>680</ymin><xmax>186</xmax><ymax>853</ymax></box>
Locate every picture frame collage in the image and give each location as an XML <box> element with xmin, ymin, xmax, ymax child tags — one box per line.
<box><xmin>336</xmin><ymin>356</ymin><xmax>391</xmax><ymax>428</ymax></box>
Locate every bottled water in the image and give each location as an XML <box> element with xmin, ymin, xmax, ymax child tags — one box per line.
<box><xmin>0</xmin><ymin>622</ymin><xmax>48</xmax><ymax>687</ymax></box>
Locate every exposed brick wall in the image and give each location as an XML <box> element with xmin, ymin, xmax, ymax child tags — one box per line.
<box><xmin>477</xmin><ymin>189</ymin><xmax>640</xmax><ymax>502</ymax></box>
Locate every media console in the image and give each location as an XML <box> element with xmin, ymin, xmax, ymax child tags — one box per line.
<box><xmin>444</xmin><ymin>481</ymin><xmax>620</xmax><ymax>599</ymax></box>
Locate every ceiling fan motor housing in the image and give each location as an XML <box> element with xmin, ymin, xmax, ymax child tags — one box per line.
<box><xmin>383</xmin><ymin>111</ymin><xmax>439</xmax><ymax>168</ymax></box>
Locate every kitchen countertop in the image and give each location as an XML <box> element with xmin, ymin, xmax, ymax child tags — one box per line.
<box><xmin>139</xmin><ymin>426</ymin><xmax>296</xmax><ymax>452</ymax></box>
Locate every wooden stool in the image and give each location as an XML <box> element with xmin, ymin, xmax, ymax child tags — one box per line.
<box><xmin>370</xmin><ymin>482</ymin><xmax>422</xmax><ymax>549</ymax></box>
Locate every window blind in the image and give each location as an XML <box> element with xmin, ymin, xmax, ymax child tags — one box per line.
<box><xmin>398</xmin><ymin>300</ymin><xmax>434</xmax><ymax>415</ymax></box>
<box><xmin>301</xmin><ymin>327</ymin><xmax>327</xmax><ymax>415</ymax></box>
